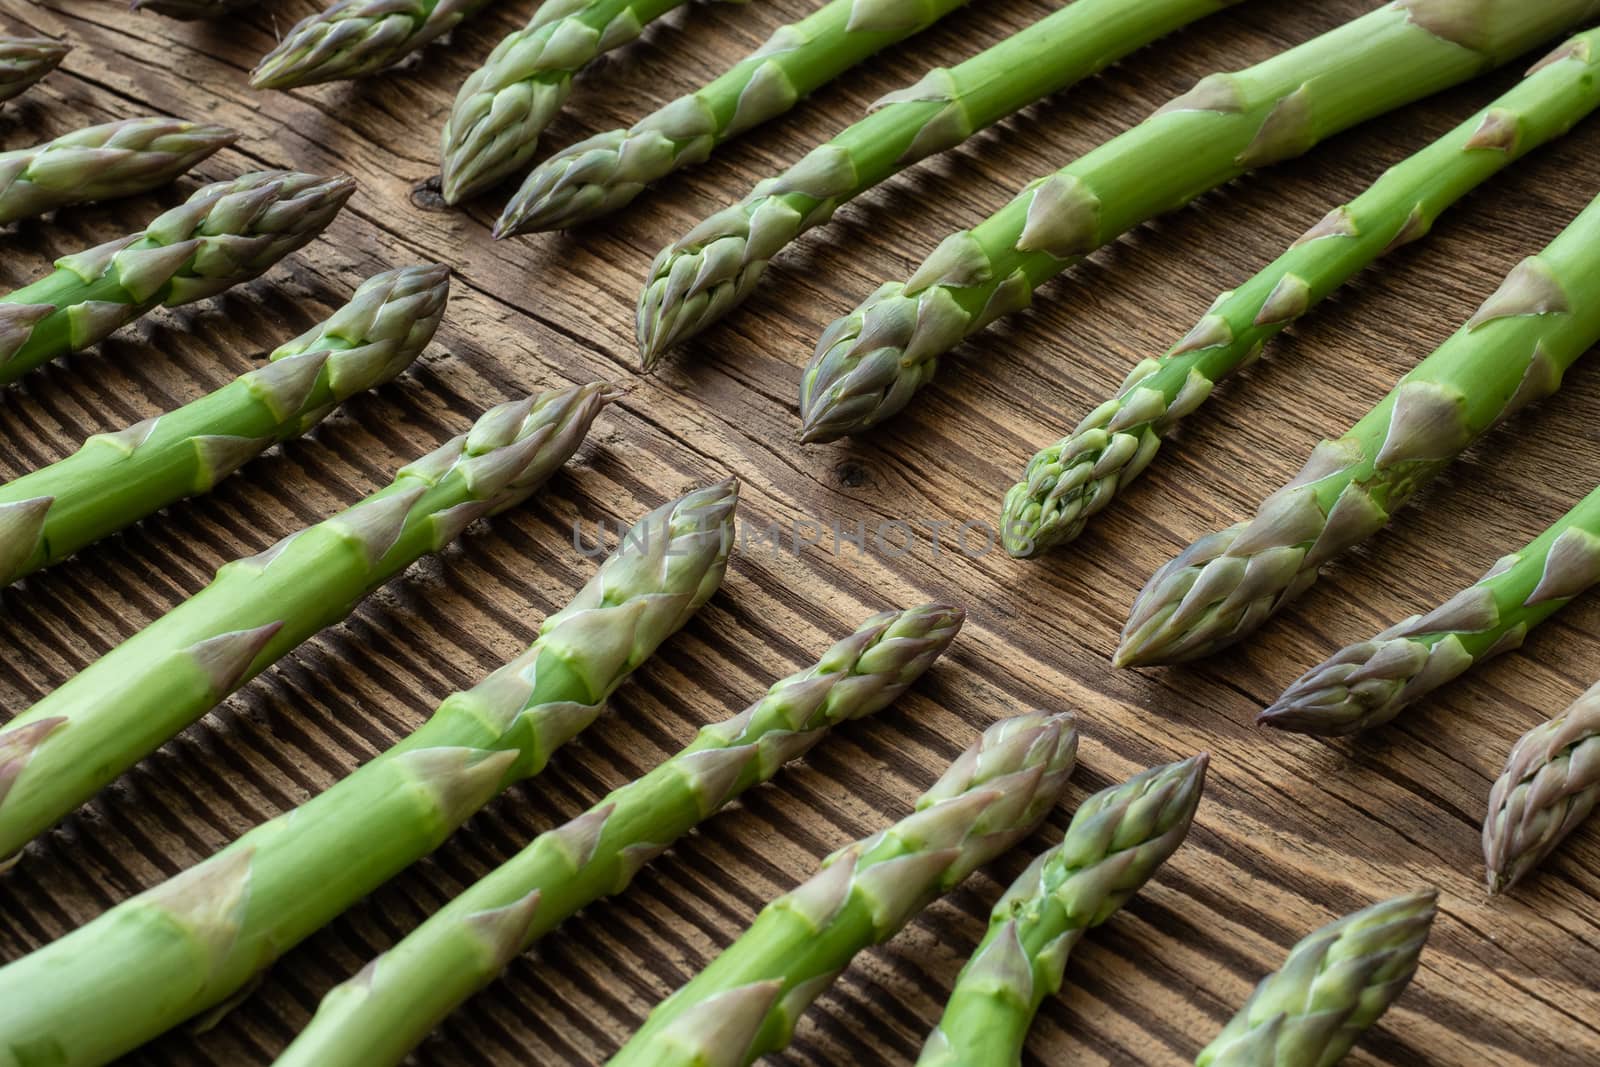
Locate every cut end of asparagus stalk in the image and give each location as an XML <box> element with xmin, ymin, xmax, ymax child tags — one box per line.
<box><xmin>0</xmin><ymin>37</ymin><xmax>69</xmax><ymax>103</ymax></box>
<box><xmin>0</xmin><ymin>117</ymin><xmax>240</xmax><ymax>226</ymax></box>
<box><xmin>492</xmin><ymin>128</ymin><xmax>641</xmax><ymax>237</ymax></box>
<box><xmin>1484</xmin><ymin>684</ymin><xmax>1600</xmax><ymax>893</ymax></box>
<box><xmin>1196</xmin><ymin>888</ymin><xmax>1437</xmax><ymax>1067</ymax></box>
<box><xmin>798</xmin><ymin>283</ymin><xmax>943</xmax><ymax>443</ymax></box>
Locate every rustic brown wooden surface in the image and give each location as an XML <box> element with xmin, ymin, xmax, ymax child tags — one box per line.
<box><xmin>0</xmin><ymin>0</ymin><xmax>1597</xmax><ymax>1063</ymax></box>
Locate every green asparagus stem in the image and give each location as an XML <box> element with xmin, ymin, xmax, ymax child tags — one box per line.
<box><xmin>797</xmin><ymin>0</ymin><xmax>1600</xmax><ymax>443</ymax></box>
<box><xmin>1484</xmin><ymin>681</ymin><xmax>1600</xmax><ymax>893</ymax></box>
<box><xmin>0</xmin><ymin>264</ymin><xmax>448</xmax><ymax>590</ymax></box>
<box><xmin>919</xmin><ymin>754</ymin><xmax>1208</xmax><ymax>1067</ymax></box>
<box><xmin>0</xmin><ymin>36</ymin><xmax>67</xmax><ymax>104</ymax></box>
<box><xmin>0</xmin><ymin>479</ymin><xmax>737</xmax><ymax>1067</ymax></box>
<box><xmin>637</xmin><ymin>0</ymin><xmax>1241</xmax><ymax>364</ymax></box>
<box><xmin>1002</xmin><ymin>30</ymin><xmax>1600</xmax><ymax>558</ymax></box>
<box><xmin>606</xmin><ymin>709</ymin><xmax>1080</xmax><ymax>1067</ymax></box>
<box><xmin>439</xmin><ymin>0</ymin><xmax>705</xmax><ymax>204</ymax></box>
<box><xmin>251</xmin><ymin>0</ymin><xmax>493</xmax><ymax>90</ymax></box>
<box><xmin>131</xmin><ymin>0</ymin><xmax>257</xmax><ymax>18</ymax></box>
<box><xmin>0</xmin><ymin>117</ymin><xmax>238</xmax><ymax>225</ymax></box>
<box><xmin>1117</xmin><ymin>190</ymin><xmax>1600</xmax><ymax>668</ymax></box>
<box><xmin>0</xmin><ymin>382</ymin><xmax>612</xmax><ymax>864</ymax></box>
<box><xmin>1196</xmin><ymin>889</ymin><xmax>1438</xmax><ymax>1067</ymax></box>
<box><xmin>1260</xmin><ymin>483</ymin><xmax>1600</xmax><ymax>735</ymax></box>
<box><xmin>278</xmin><ymin>602</ymin><xmax>964</xmax><ymax>1067</ymax></box>
<box><xmin>0</xmin><ymin>170</ymin><xmax>354</xmax><ymax>386</ymax></box>
<box><xmin>493</xmin><ymin>0</ymin><xmax>973</xmax><ymax>237</ymax></box>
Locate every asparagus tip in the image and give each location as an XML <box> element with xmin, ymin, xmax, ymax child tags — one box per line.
<box><xmin>438</xmin><ymin>171</ymin><xmax>468</xmax><ymax>208</ymax></box>
<box><xmin>15</xmin><ymin>36</ymin><xmax>69</xmax><ymax>59</ymax></box>
<box><xmin>996</xmin><ymin>474</ymin><xmax>1059</xmax><ymax>562</ymax></box>
<box><xmin>797</xmin><ymin>380</ymin><xmax>870</xmax><ymax>445</ymax></box>
<box><xmin>999</xmin><ymin>510</ymin><xmax>1044</xmax><ymax>559</ymax></box>
<box><xmin>637</xmin><ymin>329</ymin><xmax>667</xmax><ymax>372</ymax></box>
<box><xmin>797</xmin><ymin>419</ymin><xmax>829</xmax><ymax>445</ymax></box>
<box><xmin>1255</xmin><ymin>700</ymin><xmax>1357</xmax><ymax>735</ymax></box>
<box><xmin>1256</xmin><ymin>700</ymin><xmax>1303</xmax><ymax>729</ymax></box>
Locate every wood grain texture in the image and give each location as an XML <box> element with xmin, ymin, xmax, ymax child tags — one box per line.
<box><xmin>0</xmin><ymin>0</ymin><xmax>1597</xmax><ymax>1063</ymax></box>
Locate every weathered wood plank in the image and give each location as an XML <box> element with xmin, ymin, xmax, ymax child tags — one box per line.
<box><xmin>0</xmin><ymin>0</ymin><xmax>1598</xmax><ymax>1063</ymax></box>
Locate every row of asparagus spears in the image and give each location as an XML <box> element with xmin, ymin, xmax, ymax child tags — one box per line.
<box><xmin>0</xmin><ymin>125</ymin><xmax>1445</xmax><ymax>1060</ymax></box>
<box><xmin>0</xmin><ymin>138</ymin><xmax>1439</xmax><ymax>1046</ymax></box>
<box><xmin>193</xmin><ymin>0</ymin><xmax>1600</xmax><ymax>472</ymax></box>
<box><xmin>18</xmin><ymin>0</ymin><xmax>1592</xmax><ymax>1058</ymax></box>
<box><xmin>0</xmin><ymin>219</ymin><xmax>1445</xmax><ymax>1060</ymax></box>
<box><xmin>133</xmin><ymin>0</ymin><xmax>1600</xmax><ymax>891</ymax></box>
<box><xmin>0</xmin><ymin>444</ymin><xmax>1436</xmax><ymax>1066</ymax></box>
<box><xmin>208</xmin><ymin>0</ymin><xmax>1600</xmax><ymax>896</ymax></box>
<box><xmin>0</xmin><ymin>135</ymin><xmax>1447</xmax><ymax>1055</ymax></box>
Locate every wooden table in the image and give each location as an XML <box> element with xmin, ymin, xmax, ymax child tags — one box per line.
<box><xmin>1</xmin><ymin>0</ymin><xmax>1597</xmax><ymax>1063</ymax></box>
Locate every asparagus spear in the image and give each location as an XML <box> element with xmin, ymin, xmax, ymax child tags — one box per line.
<box><xmin>0</xmin><ymin>382</ymin><xmax>612</xmax><ymax>863</ymax></box>
<box><xmin>0</xmin><ymin>36</ymin><xmax>67</xmax><ymax>104</ymax></box>
<box><xmin>1260</xmin><ymin>484</ymin><xmax>1600</xmax><ymax>735</ymax></box>
<box><xmin>440</xmin><ymin>0</ymin><xmax>706</xmax><ymax>204</ymax></box>
<box><xmin>131</xmin><ymin>0</ymin><xmax>257</xmax><ymax>18</ymax></box>
<box><xmin>278</xmin><ymin>603</ymin><xmax>964</xmax><ymax>1067</ymax></box>
<box><xmin>0</xmin><ymin>480</ymin><xmax>737</xmax><ymax>1067</ymax></box>
<box><xmin>251</xmin><ymin>0</ymin><xmax>493</xmax><ymax>89</ymax></box>
<box><xmin>1117</xmin><ymin>190</ymin><xmax>1600</xmax><ymax>668</ymax></box>
<box><xmin>919</xmin><ymin>755</ymin><xmax>1208</xmax><ymax>1067</ymax></box>
<box><xmin>1196</xmin><ymin>889</ymin><xmax>1438</xmax><ymax>1067</ymax></box>
<box><xmin>606</xmin><ymin>709</ymin><xmax>1080</xmax><ymax>1067</ymax></box>
<box><xmin>1484</xmin><ymin>682</ymin><xmax>1600</xmax><ymax>893</ymax></box>
<box><xmin>494</xmin><ymin>0</ymin><xmax>973</xmax><ymax>237</ymax></box>
<box><xmin>637</xmin><ymin>0</ymin><xmax>1242</xmax><ymax>364</ymax></box>
<box><xmin>0</xmin><ymin>117</ymin><xmax>239</xmax><ymax>225</ymax></box>
<box><xmin>0</xmin><ymin>264</ymin><xmax>448</xmax><ymax>590</ymax></box>
<box><xmin>1002</xmin><ymin>30</ymin><xmax>1600</xmax><ymax>558</ymax></box>
<box><xmin>0</xmin><ymin>170</ymin><xmax>354</xmax><ymax>386</ymax></box>
<box><xmin>796</xmin><ymin>0</ymin><xmax>1600</xmax><ymax>443</ymax></box>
